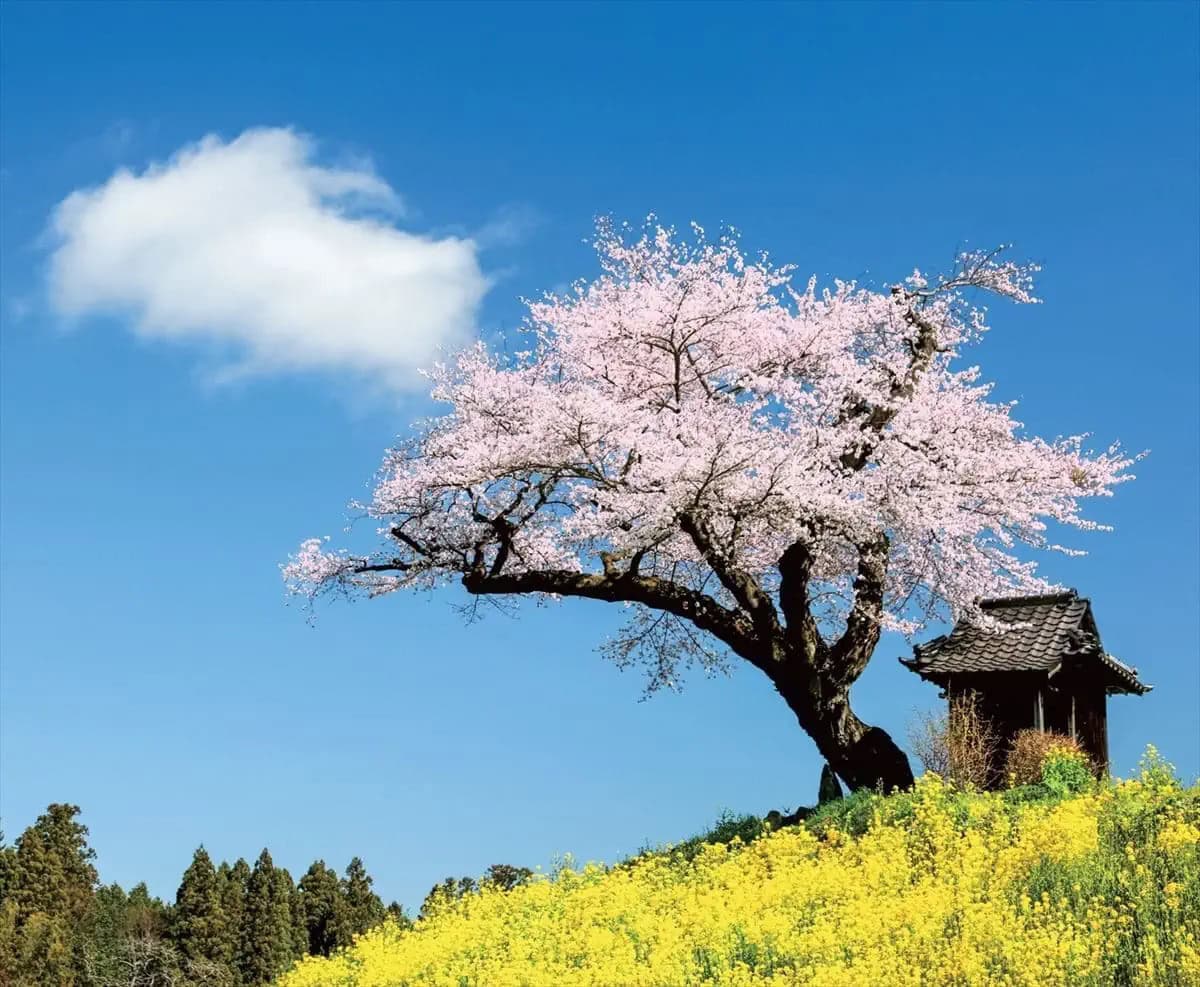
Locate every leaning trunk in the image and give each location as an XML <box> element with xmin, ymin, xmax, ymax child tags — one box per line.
<box><xmin>770</xmin><ymin>668</ymin><xmax>914</xmax><ymax>793</ymax></box>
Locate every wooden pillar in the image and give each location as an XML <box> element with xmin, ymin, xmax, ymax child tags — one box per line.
<box><xmin>1074</xmin><ymin>682</ymin><xmax>1109</xmax><ymax>774</ymax></box>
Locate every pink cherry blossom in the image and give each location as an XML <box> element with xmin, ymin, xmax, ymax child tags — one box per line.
<box><xmin>284</xmin><ymin>218</ymin><xmax>1135</xmax><ymax>791</ymax></box>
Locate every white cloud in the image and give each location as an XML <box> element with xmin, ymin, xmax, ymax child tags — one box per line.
<box><xmin>46</xmin><ymin>127</ymin><xmax>490</xmax><ymax>389</ymax></box>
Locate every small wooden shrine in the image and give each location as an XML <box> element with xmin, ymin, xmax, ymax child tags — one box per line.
<box><xmin>901</xmin><ymin>590</ymin><xmax>1151</xmax><ymax>782</ymax></box>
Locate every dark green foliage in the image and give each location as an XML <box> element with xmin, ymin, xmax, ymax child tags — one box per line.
<box><xmin>0</xmin><ymin>803</ymin><xmax>99</xmax><ymax>985</ymax></box>
<box><xmin>339</xmin><ymin>857</ymin><xmax>385</xmax><ymax>941</ymax></box>
<box><xmin>418</xmin><ymin>861</ymin><xmax>537</xmax><ymax>921</ymax></box>
<box><xmin>298</xmin><ymin>861</ymin><xmax>344</xmax><ymax>958</ymax></box>
<box><xmin>10</xmin><ymin>803</ymin><xmax>98</xmax><ymax>925</ymax></box>
<box><xmin>173</xmin><ymin>847</ymin><xmax>228</xmax><ymax>966</ymax></box>
<box><xmin>482</xmin><ymin>864</ymin><xmax>533</xmax><ymax>892</ymax></box>
<box><xmin>675</xmin><ymin>812</ymin><xmax>767</xmax><ymax>862</ymax></box>
<box><xmin>268</xmin><ymin>867</ymin><xmax>304</xmax><ymax>969</ymax></box>
<box><xmin>286</xmin><ymin>875</ymin><xmax>307</xmax><ymax>962</ymax></box>
<box><xmin>818</xmin><ymin>764</ymin><xmax>844</xmax><ymax>805</ymax></box>
<box><xmin>239</xmin><ymin>850</ymin><xmax>297</xmax><ymax>985</ymax></box>
<box><xmin>0</xmin><ymin>803</ymin><xmax>402</xmax><ymax>986</ymax></box>
<box><xmin>238</xmin><ymin>855</ymin><xmax>271</xmax><ymax>984</ymax></box>
<box><xmin>615</xmin><ymin>812</ymin><xmax>769</xmax><ymax>875</ymax></box>
<box><xmin>999</xmin><ymin>782</ymin><xmax>1052</xmax><ymax>808</ymax></box>
<box><xmin>265</xmin><ymin>859</ymin><xmax>299</xmax><ymax>979</ymax></box>
<box><xmin>697</xmin><ymin>812</ymin><xmax>767</xmax><ymax>848</ymax></box>
<box><xmin>0</xmin><ymin>909</ymin><xmax>75</xmax><ymax>986</ymax></box>
<box><xmin>385</xmin><ymin>901</ymin><xmax>412</xmax><ymax>930</ymax></box>
<box><xmin>217</xmin><ymin>858</ymin><xmax>249</xmax><ymax>977</ymax></box>
<box><xmin>73</xmin><ymin>879</ymin><xmax>178</xmax><ymax>986</ymax></box>
<box><xmin>420</xmin><ymin>877</ymin><xmax>478</xmax><ymax>920</ymax></box>
<box><xmin>804</xmin><ymin>788</ymin><xmax>880</xmax><ymax>838</ymax></box>
<box><xmin>83</xmin><ymin>882</ymin><xmax>130</xmax><ymax>983</ymax></box>
<box><xmin>124</xmin><ymin>883</ymin><xmax>170</xmax><ymax>938</ymax></box>
<box><xmin>0</xmin><ymin>829</ymin><xmax>15</xmax><ymax>903</ymax></box>
<box><xmin>90</xmin><ymin>882</ymin><xmax>130</xmax><ymax>934</ymax></box>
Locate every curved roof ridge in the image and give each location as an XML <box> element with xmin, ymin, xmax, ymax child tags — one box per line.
<box><xmin>978</xmin><ymin>588</ymin><xmax>1080</xmax><ymax>609</ymax></box>
<box><xmin>899</xmin><ymin>592</ymin><xmax>1148</xmax><ymax>695</ymax></box>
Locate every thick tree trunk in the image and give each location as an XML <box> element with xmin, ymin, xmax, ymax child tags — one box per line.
<box><xmin>769</xmin><ymin>537</ymin><xmax>914</xmax><ymax>793</ymax></box>
<box><xmin>459</xmin><ymin>548</ymin><xmax>915</xmax><ymax>792</ymax></box>
<box><xmin>769</xmin><ymin>668</ymin><xmax>914</xmax><ymax>793</ymax></box>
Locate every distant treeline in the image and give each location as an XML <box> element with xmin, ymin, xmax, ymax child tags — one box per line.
<box><xmin>0</xmin><ymin>802</ymin><xmax>527</xmax><ymax>987</ymax></box>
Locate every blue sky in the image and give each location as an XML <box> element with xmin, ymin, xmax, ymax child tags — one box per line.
<box><xmin>1</xmin><ymin>1</ymin><xmax>1197</xmax><ymax>913</ymax></box>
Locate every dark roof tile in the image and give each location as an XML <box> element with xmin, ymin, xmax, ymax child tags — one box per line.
<box><xmin>900</xmin><ymin>590</ymin><xmax>1150</xmax><ymax>695</ymax></box>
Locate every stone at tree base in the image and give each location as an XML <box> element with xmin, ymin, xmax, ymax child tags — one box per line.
<box><xmin>818</xmin><ymin>764</ymin><xmax>845</xmax><ymax>804</ymax></box>
<box><xmin>764</xmin><ymin>805</ymin><xmax>814</xmax><ymax>830</ymax></box>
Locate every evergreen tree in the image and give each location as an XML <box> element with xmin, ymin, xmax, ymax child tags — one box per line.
<box><xmin>2</xmin><ymin>803</ymin><xmax>99</xmax><ymax>985</ymax></box>
<box><xmin>240</xmin><ymin>850</ymin><xmax>295</xmax><ymax>985</ymax></box>
<box><xmin>218</xmin><ymin>859</ymin><xmax>249</xmax><ymax>984</ymax></box>
<box><xmin>84</xmin><ymin>882</ymin><xmax>128</xmax><ymax>970</ymax></box>
<box><xmin>239</xmin><ymin>851</ymin><xmax>274</xmax><ymax>986</ymax></box>
<box><xmin>482</xmin><ymin>864</ymin><xmax>533</xmax><ymax>892</ymax></box>
<box><xmin>289</xmin><ymin>876</ymin><xmax>308</xmax><ymax>961</ymax></box>
<box><xmin>339</xmin><ymin>858</ymin><xmax>386</xmax><ymax>940</ymax></box>
<box><xmin>0</xmin><ymin>828</ymin><xmax>14</xmax><ymax>903</ymax></box>
<box><xmin>384</xmin><ymin>901</ymin><xmax>412</xmax><ymax>930</ymax></box>
<box><xmin>81</xmin><ymin>880</ymin><xmax>175</xmax><ymax>985</ymax></box>
<box><xmin>270</xmin><ymin>866</ymin><xmax>304</xmax><ymax>966</ymax></box>
<box><xmin>2</xmin><ymin>910</ymin><xmax>74</xmax><ymax>987</ymax></box>
<box><xmin>124</xmin><ymin>882</ymin><xmax>168</xmax><ymax>939</ymax></box>
<box><xmin>419</xmin><ymin>876</ymin><xmax>478</xmax><ymax>921</ymax></box>
<box><xmin>11</xmin><ymin>804</ymin><xmax>98</xmax><ymax>925</ymax></box>
<box><xmin>173</xmin><ymin>847</ymin><xmax>228</xmax><ymax>966</ymax></box>
<box><xmin>0</xmin><ymin>896</ymin><xmax>21</xmax><ymax>983</ymax></box>
<box><xmin>298</xmin><ymin>861</ymin><xmax>344</xmax><ymax>957</ymax></box>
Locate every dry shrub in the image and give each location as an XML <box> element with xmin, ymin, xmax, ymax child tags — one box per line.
<box><xmin>908</xmin><ymin>691</ymin><xmax>1000</xmax><ymax>789</ymax></box>
<box><xmin>908</xmin><ymin>708</ymin><xmax>951</xmax><ymax>778</ymax></box>
<box><xmin>948</xmin><ymin>691</ymin><xmax>1002</xmax><ymax>789</ymax></box>
<box><xmin>1005</xmin><ymin>729</ymin><xmax>1089</xmax><ymax>787</ymax></box>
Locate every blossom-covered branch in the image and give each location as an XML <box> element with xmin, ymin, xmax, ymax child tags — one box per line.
<box><xmin>286</xmin><ymin>218</ymin><xmax>1135</xmax><ymax>791</ymax></box>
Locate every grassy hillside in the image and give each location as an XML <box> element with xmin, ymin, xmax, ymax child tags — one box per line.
<box><xmin>279</xmin><ymin>750</ymin><xmax>1199</xmax><ymax>986</ymax></box>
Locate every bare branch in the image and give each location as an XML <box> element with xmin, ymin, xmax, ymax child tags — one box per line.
<box><xmin>461</xmin><ymin>566</ymin><xmax>765</xmax><ymax>667</ymax></box>
<box><xmin>777</xmin><ymin>538</ymin><xmax>824</xmax><ymax>666</ymax></box>
<box><xmin>828</xmin><ymin>532</ymin><xmax>889</xmax><ymax>685</ymax></box>
<box><xmin>678</xmin><ymin>511</ymin><xmax>782</xmax><ymax>648</ymax></box>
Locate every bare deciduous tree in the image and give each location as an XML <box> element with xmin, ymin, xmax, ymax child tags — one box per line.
<box><xmin>83</xmin><ymin>933</ymin><xmax>234</xmax><ymax>987</ymax></box>
<box><xmin>908</xmin><ymin>692</ymin><xmax>1000</xmax><ymax>789</ymax></box>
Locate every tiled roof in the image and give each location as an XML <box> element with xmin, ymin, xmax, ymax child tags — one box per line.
<box><xmin>900</xmin><ymin>590</ymin><xmax>1150</xmax><ymax>695</ymax></box>
<box><xmin>1095</xmin><ymin>652</ymin><xmax>1151</xmax><ymax>694</ymax></box>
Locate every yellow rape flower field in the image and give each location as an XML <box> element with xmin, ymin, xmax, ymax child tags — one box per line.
<box><xmin>281</xmin><ymin>752</ymin><xmax>1199</xmax><ymax>986</ymax></box>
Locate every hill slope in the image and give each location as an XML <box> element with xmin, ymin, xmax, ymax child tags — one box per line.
<box><xmin>280</xmin><ymin>751</ymin><xmax>1199</xmax><ymax>986</ymax></box>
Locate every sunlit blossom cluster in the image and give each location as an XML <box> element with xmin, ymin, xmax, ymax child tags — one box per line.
<box><xmin>285</xmin><ymin>219</ymin><xmax>1135</xmax><ymax>675</ymax></box>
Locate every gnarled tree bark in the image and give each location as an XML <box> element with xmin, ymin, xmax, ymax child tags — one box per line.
<box><xmin>460</xmin><ymin>520</ymin><xmax>914</xmax><ymax>792</ymax></box>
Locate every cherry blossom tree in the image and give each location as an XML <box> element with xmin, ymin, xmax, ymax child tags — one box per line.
<box><xmin>285</xmin><ymin>219</ymin><xmax>1134</xmax><ymax>792</ymax></box>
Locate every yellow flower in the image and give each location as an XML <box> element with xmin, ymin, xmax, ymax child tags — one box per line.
<box><xmin>279</xmin><ymin>753</ymin><xmax>1199</xmax><ymax>987</ymax></box>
